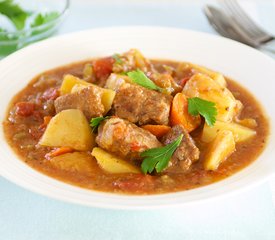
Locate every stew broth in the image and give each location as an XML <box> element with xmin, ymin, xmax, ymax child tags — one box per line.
<box><xmin>3</xmin><ymin>58</ymin><xmax>269</xmax><ymax>195</ymax></box>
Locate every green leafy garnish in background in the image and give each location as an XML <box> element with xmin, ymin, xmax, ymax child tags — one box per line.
<box><xmin>0</xmin><ymin>0</ymin><xmax>28</xmax><ymax>30</ymax></box>
<box><xmin>187</xmin><ymin>97</ymin><xmax>217</xmax><ymax>126</ymax></box>
<box><xmin>31</xmin><ymin>12</ymin><xmax>59</xmax><ymax>28</ymax></box>
<box><xmin>90</xmin><ymin>116</ymin><xmax>110</xmax><ymax>132</ymax></box>
<box><xmin>127</xmin><ymin>69</ymin><xmax>162</xmax><ymax>91</ymax></box>
<box><xmin>0</xmin><ymin>0</ymin><xmax>61</xmax><ymax>56</ymax></box>
<box><xmin>0</xmin><ymin>27</ymin><xmax>17</xmax><ymax>54</ymax></box>
<box><xmin>0</xmin><ymin>27</ymin><xmax>9</xmax><ymax>40</ymax></box>
<box><xmin>141</xmin><ymin>134</ymin><xmax>183</xmax><ymax>174</ymax></box>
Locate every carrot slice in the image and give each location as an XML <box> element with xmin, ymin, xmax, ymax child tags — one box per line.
<box><xmin>39</xmin><ymin>116</ymin><xmax>52</xmax><ymax>130</ymax></box>
<box><xmin>170</xmin><ymin>93</ymin><xmax>201</xmax><ymax>132</ymax></box>
<box><xmin>43</xmin><ymin>116</ymin><xmax>52</xmax><ymax>125</ymax></box>
<box><xmin>142</xmin><ymin>125</ymin><xmax>171</xmax><ymax>138</ymax></box>
<box><xmin>45</xmin><ymin>147</ymin><xmax>74</xmax><ymax>160</ymax></box>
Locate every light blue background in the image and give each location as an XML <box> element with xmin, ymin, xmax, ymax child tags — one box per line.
<box><xmin>1</xmin><ymin>1</ymin><xmax>275</xmax><ymax>239</ymax></box>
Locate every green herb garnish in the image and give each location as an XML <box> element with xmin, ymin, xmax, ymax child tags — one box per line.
<box><xmin>141</xmin><ymin>134</ymin><xmax>183</xmax><ymax>174</ymax></box>
<box><xmin>31</xmin><ymin>12</ymin><xmax>59</xmax><ymax>28</ymax></box>
<box><xmin>112</xmin><ymin>53</ymin><xmax>123</xmax><ymax>64</ymax></box>
<box><xmin>127</xmin><ymin>69</ymin><xmax>162</xmax><ymax>91</ymax></box>
<box><xmin>90</xmin><ymin>116</ymin><xmax>110</xmax><ymax>132</ymax></box>
<box><xmin>0</xmin><ymin>0</ymin><xmax>28</xmax><ymax>30</ymax></box>
<box><xmin>187</xmin><ymin>97</ymin><xmax>217</xmax><ymax>126</ymax></box>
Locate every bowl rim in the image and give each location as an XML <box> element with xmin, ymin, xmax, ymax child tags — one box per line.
<box><xmin>0</xmin><ymin>0</ymin><xmax>70</xmax><ymax>44</ymax></box>
<box><xmin>0</xmin><ymin>26</ymin><xmax>274</xmax><ymax>209</ymax></box>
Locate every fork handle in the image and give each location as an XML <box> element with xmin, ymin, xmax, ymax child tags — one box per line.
<box><xmin>260</xmin><ymin>38</ymin><xmax>275</xmax><ymax>54</ymax></box>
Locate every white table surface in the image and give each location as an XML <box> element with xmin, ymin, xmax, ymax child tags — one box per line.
<box><xmin>1</xmin><ymin>1</ymin><xmax>275</xmax><ymax>239</ymax></box>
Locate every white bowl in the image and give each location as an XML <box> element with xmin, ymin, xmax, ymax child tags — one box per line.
<box><xmin>0</xmin><ymin>27</ymin><xmax>274</xmax><ymax>209</ymax></box>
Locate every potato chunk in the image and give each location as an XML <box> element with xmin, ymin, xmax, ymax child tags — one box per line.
<box><xmin>101</xmin><ymin>89</ymin><xmax>116</xmax><ymax>114</ymax></box>
<box><xmin>61</xmin><ymin>74</ymin><xmax>115</xmax><ymax>114</ymax></box>
<box><xmin>201</xmin><ymin>120</ymin><xmax>256</xmax><ymax>143</ymax></box>
<box><xmin>204</xmin><ymin>130</ymin><xmax>236</xmax><ymax>171</ymax></box>
<box><xmin>49</xmin><ymin>152</ymin><xmax>97</xmax><ymax>175</ymax></box>
<box><xmin>40</xmin><ymin>109</ymin><xmax>95</xmax><ymax>151</ymax></box>
<box><xmin>60</xmin><ymin>74</ymin><xmax>92</xmax><ymax>95</ymax></box>
<box><xmin>176</xmin><ymin>62</ymin><xmax>227</xmax><ymax>87</ymax></box>
<box><xmin>183</xmin><ymin>73</ymin><xmax>238</xmax><ymax>122</ymax></box>
<box><xmin>91</xmin><ymin>147</ymin><xmax>141</xmax><ymax>174</ymax></box>
<box><xmin>189</xmin><ymin>64</ymin><xmax>227</xmax><ymax>87</ymax></box>
<box><xmin>71</xmin><ymin>83</ymin><xmax>88</xmax><ymax>93</ymax></box>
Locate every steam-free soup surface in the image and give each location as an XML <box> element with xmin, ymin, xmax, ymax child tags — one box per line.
<box><xmin>3</xmin><ymin>50</ymin><xmax>269</xmax><ymax>194</ymax></box>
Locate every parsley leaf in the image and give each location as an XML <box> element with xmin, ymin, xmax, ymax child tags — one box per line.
<box><xmin>187</xmin><ymin>97</ymin><xmax>217</xmax><ymax>126</ymax></box>
<box><xmin>141</xmin><ymin>134</ymin><xmax>183</xmax><ymax>174</ymax></box>
<box><xmin>30</xmin><ymin>12</ymin><xmax>59</xmax><ymax>28</ymax></box>
<box><xmin>0</xmin><ymin>0</ymin><xmax>28</xmax><ymax>30</ymax></box>
<box><xmin>90</xmin><ymin>116</ymin><xmax>110</xmax><ymax>132</ymax></box>
<box><xmin>127</xmin><ymin>69</ymin><xmax>162</xmax><ymax>91</ymax></box>
<box><xmin>112</xmin><ymin>53</ymin><xmax>123</xmax><ymax>64</ymax></box>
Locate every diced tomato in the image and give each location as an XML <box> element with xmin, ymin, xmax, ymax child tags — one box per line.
<box><xmin>93</xmin><ymin>57</ymin><xmax>115</xmax><ymax>79</ymax></box>
<box><xmin>15</xmin><ymin>102</ymin><xmax>36</xmax><ymax>117</ymax></box>
<box><xmin>113</xmin><ymin>174</ymin><xmax>155</xmax><ymax>192</ymax></box>
<box><xmin>41</xmin><ymin>88</ymin><xmax>60</xmax><ymax>101</ymax></box>
<box><xmin>130</xmin><ymin>142</ymin><xmax>142</xmax><ymax>151</ymax></box>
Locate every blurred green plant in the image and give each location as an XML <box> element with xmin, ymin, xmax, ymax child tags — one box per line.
<box><xmin>0</xmin><ymin>0</ymin><xmax>60</xmax><ymax>56</ymax></box>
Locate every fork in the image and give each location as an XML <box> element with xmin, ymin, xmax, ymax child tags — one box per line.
<box><xmin>204</xmin><ymin>5</ymin><xmax>251</xmax><ymax>44</ymax></box>
<box><xmin>204</xmin><ymin>5</ymin><xmax>265</xmax><ymax>48</ymax></box>
<box><xmin>221</xmin><ymin>0</ymin><xmax>275</xmax><ymax>53</ymax></box>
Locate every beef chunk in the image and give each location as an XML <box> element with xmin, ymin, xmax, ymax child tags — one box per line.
<box><xmin>54</xmin><ymin>86</ymin><xmax>104</xmax><ymax>119</ymax></box>
<box><xmin>96</xmin><ymin>117</ymin><xmax>162</xmax><ymax>160</ymax></box>
<box><xmin>113</xmin><ymin>83</ymin><xmax>172</xmax><ymax>125</ymax></box>
<box><xmin>162</xmin><ymin>125</ymin><xmax>200</xmax><ymax>173</ymax></box>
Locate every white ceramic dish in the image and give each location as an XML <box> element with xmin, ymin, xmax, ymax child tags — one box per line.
<box><xmin>0</xmin><ymin>27</ymin><xmax>274</xmax><ymax>209</ymax></box>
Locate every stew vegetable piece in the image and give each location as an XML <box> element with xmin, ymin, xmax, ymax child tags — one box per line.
<box><xmin>3</xmin><ymin>49</ymin><xmax>269</xmax><ymax>195</ymax></box>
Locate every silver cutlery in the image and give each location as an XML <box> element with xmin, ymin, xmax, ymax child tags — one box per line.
<box><xmin>204</xmin><ymin>0</ymin><xmax>275</xmax><ymax>53</ymax></box>
<box><xmin>204</xmin><ymin>5</ymin><xmax>248</xmax><ymax>43</ymax></box>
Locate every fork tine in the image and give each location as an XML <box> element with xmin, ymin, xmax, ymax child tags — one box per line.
<box><xmin>222</xmin><ymin>0</ymin><xmax>272</xmax><ymax>42</ymax></box>
<box><xmin>222</xmin><ymin>0</ymin><xmax>265</xmax><ymax>38</ymax></box>
<box><xmin>204</xmin><ymin>5</ymin><xmax>252</xmax><ymax>44</ymax></box>
<box><xmin>224</xmin><ymin>0</ymin><xmax>266</xmax><ymax>35</ymax></box>
<box><xmin>204</xmin><ymin>6</ymin><xmax>229</xmax><ymax>37</ymax></box>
